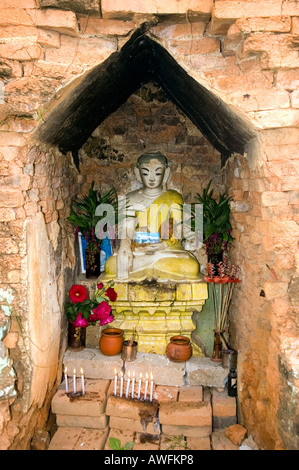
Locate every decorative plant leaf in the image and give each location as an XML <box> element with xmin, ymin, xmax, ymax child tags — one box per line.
<box><xmin>124</xmin><ymin>441</ymin><xmax>135</xmax><ymax>450</ymax></box>
<box><xmin>109</xmin><ymin>437</ymin><xmax>122</xmax><ymax>450</ymax></box>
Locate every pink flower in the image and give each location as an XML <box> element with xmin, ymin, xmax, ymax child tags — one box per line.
<box><xmin>92</xmin><ymin>301</ymin><xmax>114</xmax><ymax>325</ymax></box>
<box><xmin>73</xmin><ymin>312</ymin><xmax>89</xmax><ymax>328</ymax></box>
<box><xmin>97</xmin><ymin>282</ymin><xmax>104</xmax><ymax>289</ymax></box>
<box><xmin>69</xmin><ymin>285</ymin><xmax>88</xmax><ymax>303</ymax></box>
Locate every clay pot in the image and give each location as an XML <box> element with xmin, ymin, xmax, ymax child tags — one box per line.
<box><xmin>166</xmin><ymin>335</ymin><xmax>192</xmax><ymax>363</ymax></box>
<box><xmin>99</xmin><ymin>328</ymin><xmax>124</xmax><ymax>356</ymax></box>
<box><xmin>68</xmin><ymin>322</ymin><xmax>86</xmax><ymax>351</ymax></box>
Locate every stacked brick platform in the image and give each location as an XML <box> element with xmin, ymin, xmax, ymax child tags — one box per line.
<box><xmin>49</xmin><ymin>378</ymin><xmax>239</xmax><ymax>450</ymax></box>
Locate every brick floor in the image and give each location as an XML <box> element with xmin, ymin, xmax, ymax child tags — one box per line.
<box><xmin>48</xmin><ymin>378</ymin><xmax>238</xmax><ymax>450</ymax></box>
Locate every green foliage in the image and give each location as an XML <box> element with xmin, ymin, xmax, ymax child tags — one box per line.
<box><xmin>193</xmin><ymin>180</ymin><xmax>233</xmax><ymax>256</ymax></box>
<box><xmin>67</xmin><ymin>182</ymin><xmax>118</xmax><ymax>251</ymax></box>
<box><xmin>109</xmin><ymin>437</ymin><xmax>135</xmax><ymax>450</ymax></box>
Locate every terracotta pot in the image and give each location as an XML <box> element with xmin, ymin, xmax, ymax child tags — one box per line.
<box><xmin>166</xmin><ymin>335</ymin><xmax>192</xmax><ymax>363</ymax></box>
<box><xmin>85</xmin><ymin>248</ymin><xmax>101</xmax><ymax>279</ymax></box>
<box><xmin>99</xmin><ymin>328</ymin><xmax>124</xmax><ymax>356</ymax></box>
<box><xmin>68</xmin><ymin>321</ymin><xmax>86</xmax><ymax>351</ymax></box>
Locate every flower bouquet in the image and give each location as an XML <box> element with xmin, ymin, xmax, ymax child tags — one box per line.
<box><xmin>204</xmin><ymin>259</ymin><xmax>241</xmax><ymax>361</ymax></box>
<box><xmin>65</xmin><ymin>282</ymin><xmax>117</xmax><ymax>350</ymax></box>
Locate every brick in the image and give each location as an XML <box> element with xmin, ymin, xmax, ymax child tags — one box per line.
<box><xmin>1</xmin><ymin>0</ymin><xmax>36</xmax><ymax>6</ymax></box>
<box><xmin>186</xmin><ymin>436</ymin><xmax>211</xmax><ymax>450</ymax></box>
<box><xmin>162</xmin><ymin>424</ymin><xmax>211</xmax><ymax>438</ymax></box>
<box><xmin>169</xmin><ymin>37</ymin><xmax>220</xmax><ymax>55</ymax></box>
<box><xmin>73</xmin><ymin>427</ymin><xmax>109</xmax><ymax>450</ymax></box>
<box><xmin>28</xmin><ymin>8</ymin><xmax>79</xmax><ymax>36</ymax></box>
<box><xmin>40</xmin><ymin>0</ymin><xmax>100</xmax><ymax>13</ymax></box>
<box><xmin>106</xmin><ymin>395</ymin><xmax>159</xmax><ymax>422</ymax></box>
<box><xmin>152</xmin><ymin>22</ymin><xmax>206</xmax><ymax>40</ymax></box>
<box><xmin>0</xmin><ymin>208</ymin><xmax>15</xmax><ymax>221</ymax></box>
<box><xmin>186</xmin><ymin>357</ymin><xmax>228</xmax><ymax>388</ymax></box>
<box><xmin>248</xmin><ymin>109</ymin><xmax>299</xmax><ymax>129</ymax></box>
<box><xmin>102</xmin><ymin>0</ymin><xmax>213</xmax><ymax>18</ymax></box>
<box><xmin>56</xmin><ymin>413</ymin><xmax>108</xmax><ymax>429</ymax></box>
<box><xmin>243</xmin><ymin>33</ymin><xmax>299</xmax><ymax>69</ymax></box>
<box><xmin>264</xmin><ymin>281</ymin><xmax>289</xmax><ymax>300</ymax></box>
<box><xmin>0</xmin><ymin>189</ymin><xmax>24</xmax><ymax>207</ymax></box>
<box><xmin>179</xmin><ymin>386</ymin><xmax>203</xmax><ymax>402</ymax></box>
<box><xmin>79</xmin><ymin>17</ymin><xmax>135</xmax><ymax>36</ymax></box>
<box><xmin>0</xmin><ymin>37</ymin><xmax>42</xmax><ymax>60</ymax></box>
<box><xmin>154</xmin><ymin>385</ymin><xmax>179</xmax><ymax>402</ymax></box>
<box><xmin>52</xmin><ymin>379</ymin><xmax>109</xmax><ymax>416</ymax></box>
<box><xmin>104</xmin><ymin>428</ymin><xmax>135</xmax><ymax>450</ymax></box>
<box><xmin>159</xmin><ymin>401</ymin><xmax>212</xmax><ymax>426</ymax></box>
<box><xmin>45</xmin><ymin>35</ymin><xmax>117</xmax><ymax>65</ymax></box>
<box><xmin>213</xmin><ymin>415</ymin><xmax>237</xmax><ymax>430</ymax></box>
<box><xmin>48</xmin><ymin>426</ymin><xmax>84</xmax><ymax>451</ymax></box>
<box><xmin>109</xmin><ymin>416</ymin><xmax>158</xmax><ymax>434</ymax></box>
<box><xmin>282</xmin><ymin>1</ymin><xmax>299</xmax><ymax>16</ymax></box>
<box><xmin>212</xmin><ymin>390</ymin><xmax>236</xmax><ymax>417</ymax></box>
<box><xmin>0</xmin><ymin>9</ymin><xmax>34</xmax><ymax>27</ymax></box>
<box><xmin>261</xmin><ymin>191</ymin><xmax>290</xmax><ymax>207</ymax></box>
<box><xmin>231</xmin><ymin>16</ymin><xmax>291</xmax><ymax>34</ymax></box>
<box><xmin>0</xmin><ymin>238</ymin><xmax>19</xmax><ymax>254</ymax></box>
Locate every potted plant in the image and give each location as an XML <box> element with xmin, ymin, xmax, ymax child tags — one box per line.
<box><xmin>65</xmin><ymin>281</ymin><xmax>119</xmax><ymax>351</ymax></box>
<box><xmin>67</xmin><ymin>182</ymin><xmax>118</xmax><ymax>278</ymax></box>
<box><xmin>193</xmin><ymin>180</ymin><xmax>233</xmax><ymax>273</ymax></box>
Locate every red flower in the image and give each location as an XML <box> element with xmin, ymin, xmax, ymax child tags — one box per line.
<box><xmin>69</xmin><ymin>285</ymin><xmax>88</xmax><ymax>303</ymax></box>
<box><xmin>97</xmin><ymin>282</ymin><xmax>104</xmax><ymax>290</ymax></box>
<box><xmin>105</xmin><ymin>287</ymin><xmax>117</xmax><ymax>302</ymax></box>
<box><xmin>92</xmin><ymin>301</ymin><xmax>114</xmax><ymax>325</ymax></box>
<box><xmin>73</xmin><ymin>312</ymin><xmax>89</xmax><ymax>328</ymax></box>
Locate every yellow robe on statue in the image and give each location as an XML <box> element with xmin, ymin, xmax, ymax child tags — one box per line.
<box><xmin>104</xmin><ymin>189</ymin><xmax>200</xmax><ymax>280</ymax></box>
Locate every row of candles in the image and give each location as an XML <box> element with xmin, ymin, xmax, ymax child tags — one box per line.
<box><xmin>114</xmin><ymin>369</ymin><xmax>155</xmax><ymax>402</ymax></box>
<box><xmin>64</xmin><ymin>367</ymin><xmax>85</xmax><ymax>395</ymax></box>
<box><xmin>64</xmin><ymin>367</ymin><xmax>155</xmax><ymax>401</ymax></box>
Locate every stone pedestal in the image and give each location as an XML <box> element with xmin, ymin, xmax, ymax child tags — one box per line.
<box><xmin>107</xmin><ymin>278</ymin><xmax>208</xmax><ymax>356</ymax></box>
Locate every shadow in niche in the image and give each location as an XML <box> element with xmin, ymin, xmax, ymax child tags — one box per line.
<box><xmin>34</xmin><ymin>24</ymin><xmax>256</xmax><ymax>165</ymax></box>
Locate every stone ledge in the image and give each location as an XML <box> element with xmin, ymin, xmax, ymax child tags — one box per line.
<box><xmin>63</xmin><ymin>348</ymin><xmax>228</xmax><ymax>387</ymax></box>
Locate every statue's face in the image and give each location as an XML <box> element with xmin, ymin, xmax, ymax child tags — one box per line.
<box><xmin>138</xmin><ymin>158</ymin><xmax>166</xmax><ymax>190</ymax></box>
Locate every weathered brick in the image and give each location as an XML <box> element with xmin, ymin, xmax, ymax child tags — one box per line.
<box><xmin>109</xmin><ymin>415</ymin><xmax>157</xmax><ymax>434</ymax></box>
<box><xmin>186</xmin><ymin>436</ymin><xmax>211</xmax><ymax>450</ymax></box>
<box><xmin>51</xmin><ymin>379</ymin><xmax>110</xmax><ymax>416</ymax></box>
<box><xmin>154</xmin><ymin>385</ymin><xmax>179</xmax><ymax>402</ymax></box>
<box><xmin>179</xmin><ymin>386</ymin><xmax>203</xmax><ymax>402</ymax></box>
<box><xmin>102</xmin><ymin>0</ymin><xmax>213</xmax><ymax>18</ymax></box>
<box><xmin>169</xmin><ymin>37</ymin><xmax>220</xmax><ymax>55</ymax></box>
<box><xmin>48</xmin><ymin>426</ymin><xmax>84</xmax><ymax>450</ymax></box>
<box><xmin>104</xmin><ymin>428</ymin><xmax>135</xmax><ymax>450</ymax></box>
<box><xmin>56</xmin><ymin>413</ymin><xmax>108</xmax><ymax>429</ymax></box>
<box><xmin>28</xmin><ymin>8</ymin><xmax>79</xmax><ymax>36</ymax></box>
<box><xmin>261</xmin><ymin>191</ymin><xmax>290</xmax><ymax>207</ymax></box>
<box><xmin>162</xmin><ymin>423</ymin><xmax>211</xmax><ymax>438</ymax></box>
<box><xmin>159</xmin><ymin>401</ymin><xmax>212</xmax><ymax>426</ymax></box>
<box><xmin>0</xmin><ymin>208</ymin><xmax>15</xmax><ymax>221</ymax></box>
<box><xmin>0</xmin><ymin>37</ymin><xmax>42</xmax><ymax>60</ymax></box>
<box><xmin>0</xmin><ymin>9</ymin><xmax>34</xmax><ymax>27</ymax></box>
<box><xmin>0</xmin><ymin>189</ymin><xmax>24</xmax><ymax>207</ymax></box>
<box><xmin>152</xmin><ymin>22</ymin><xmax>206</xmax><ymax>40</ymax></box>
<box><xmin>212</xmin><ymin>390</ymin><xmax>236</xmax><ymax>417</ymax></box>
<box><xmin>106</xmin><ymin>395</ymin><xmax>159</xmax><ymax>422</ymax></box>
<box><xmin>79</xmin><ymin>17</ymin><xmax>135</xmax><ymax>36</ymax></box>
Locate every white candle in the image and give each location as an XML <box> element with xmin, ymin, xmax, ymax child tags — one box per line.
<box><xmin>144</xmin><ymin>372</ymin><xmax>149</xmax><ymax>400</ymax></box>
<box><xmin>64</xmin><ymin>367</ymin><xmax>68</xmax><ymax>393</ymax></box>
<box><xmin>81</xmin><ymin>368</ymin><xmax>85</xmax><ymax>395</ymax></box>
<box><xmin>126</xmin><ymin>371</ymin><xmax>131</xmax><ymax>398</ymax></box>
<box><xmin>137</xmin><ymin>373</ymin><xmax>142</xmax><ymax>399</ymax></box>
<box><xmin>131</xmin><ymin>371</ymin><xmax>135</xmax><ymax>399</ymax></box>
<box><xmin>120</xmin><ymin>371</ymin><xmax>124</xmax><ymax>398</ymax></box>
<box><xmin>150</xmin><ymin>372</ymin><xmax>154</xmax><ymax>402</ymax></box>
<box><xmin>73</xmin><ymin>369</ymin><xmax>76</xmax><ymax>394</ymax></box>
<box><xmin>114</xmin><ymin>368</ymin><xmax>117</xmax><ymax>396</ymax></box>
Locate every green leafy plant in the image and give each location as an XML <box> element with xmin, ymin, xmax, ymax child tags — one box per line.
<box><xmin>193</xmin><ymin>180</ymin><xmax>233</xmax><ymax>257</ymax></box>
<box><xmin>109</xmin><ymin>437</ymin><xmax>135</xmax><ymax>450</ymax></box>
<box><xmin>67</xmin><ymin>182</ymin><xmax>118</xmax><ymax>252</ymax></box>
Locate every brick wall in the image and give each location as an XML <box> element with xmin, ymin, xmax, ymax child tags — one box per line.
<box><xmin>0</xmin><ymin>0</ymin><xmax>298</xmax><ymax>450</ymax></box>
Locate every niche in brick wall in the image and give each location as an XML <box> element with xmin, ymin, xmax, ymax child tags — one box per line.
<box><xmin>34</xmin><ymin>25</ymin><xmax>256</xmax><ymax>166</ymax></box>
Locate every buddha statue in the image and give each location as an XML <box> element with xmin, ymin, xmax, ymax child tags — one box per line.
<box><xmin>103</xmin><ymin>151</ymin><xmax>200</xmax><ymax>281</ymax></box>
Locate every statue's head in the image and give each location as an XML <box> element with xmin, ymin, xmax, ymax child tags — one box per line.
<box><xmin>135</xmin><ymin>151</ymin><xmax>171</xmax><ymax>190</ymax></box>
